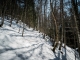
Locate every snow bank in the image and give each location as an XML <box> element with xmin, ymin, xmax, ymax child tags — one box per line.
<box><xmin>0</xmin><ymin>19</ymin><xmax>79</xmax><ymax>60</ymax></box>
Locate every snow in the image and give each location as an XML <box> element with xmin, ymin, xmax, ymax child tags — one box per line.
<box><xmin>0</xmin><ymin>19</ymin><xmax>80</xmax><ymax>60</ymax></box>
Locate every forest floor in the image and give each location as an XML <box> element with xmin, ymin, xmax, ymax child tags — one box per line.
<box><xmin>0</xmin><ymin>18</ymin><xmax>80</xmax><ymax>60</ymax></box>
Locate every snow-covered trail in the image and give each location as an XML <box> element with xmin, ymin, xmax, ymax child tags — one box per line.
<box><xmin>0</xmin><ymin>20</ymin><xmax>54</xmax><ymax>60</ymax></box>
<box><xmin>0</xmin><ymin>19</ymin><xmax>80</xmax><ymax>60</ymax></box>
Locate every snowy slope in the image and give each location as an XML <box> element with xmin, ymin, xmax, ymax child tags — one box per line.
<box><xmin>0</xmin><ymin>19</ymin><xmax>80</xmax><ymax>60</ymax></box>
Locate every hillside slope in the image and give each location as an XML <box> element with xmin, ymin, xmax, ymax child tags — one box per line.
<box><xmin>0</xmin><ymin>19</ymin><xmax>79</xmax><ymax>60</ymax></box>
